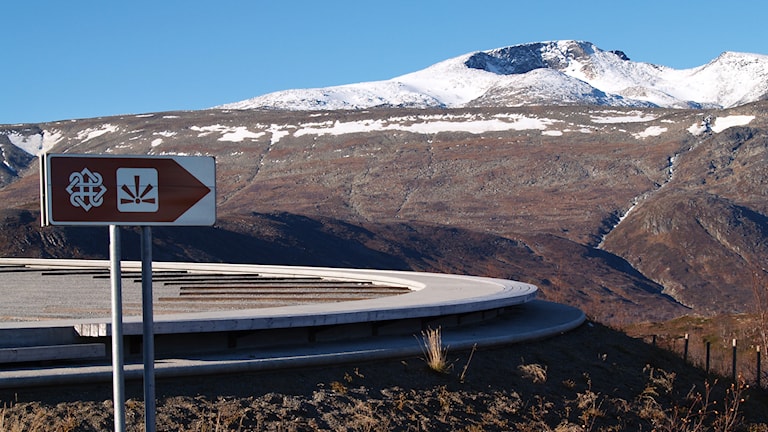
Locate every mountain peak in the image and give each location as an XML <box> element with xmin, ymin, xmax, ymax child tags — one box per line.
<box><xmin>217</xmin><ymin>40</ymin><xmax>768</xmax><ymax>111</ymax></box>
<box><xmin>464</xmin><ymin>40</ymin><xmax>612</xmax><ymax>75</ymax></box>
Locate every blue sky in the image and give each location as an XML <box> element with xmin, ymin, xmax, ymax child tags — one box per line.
<box><xmin>3</xmin><ymin>0</ymin><xmax>765</xmax><ymax>125</ymax></box>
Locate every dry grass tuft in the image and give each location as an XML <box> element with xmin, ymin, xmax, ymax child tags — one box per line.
<box><xmin>518</xmin><ymin>363</ymin><xmax>548</xmax><ymax>384</ymax></box>
<box><xmin>417</xmin><ymin>327</ymin><xmax>453</xmax><ymax>374</ymax></box>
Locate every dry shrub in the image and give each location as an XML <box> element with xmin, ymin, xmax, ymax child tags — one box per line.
<box><xmin>575</xmin><ymin>389</ymin><xmax>604</xmax><ymax>431</ymax></box>
<box><xmin>330</xmin><ymin>381</ymin><xmax>348</xmax><ymax>394</ymax></box>
<box><xmin>0</xmin><ymin>403</ymin><xmax>80</xmax><ymax>432</ymax></box>
<box><xmin>637</xmin><ymin>366</ymin><xmax>746</xmax><ymax>432</ymax></box>
<box><xmin>518</xmin><ymin>363</ymin><xmax>547</xmax><ymax>383</ymax></box>
<box><xmin>346</xmin><ymin>400</ymin><xmax>390</xmax><ymax>432</ymax></box>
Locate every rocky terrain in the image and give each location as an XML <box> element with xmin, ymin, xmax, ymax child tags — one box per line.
<box><xmin>1</xmin><ymin>102</ymin><xmax>766</xmax><ymax>325</ymax></box>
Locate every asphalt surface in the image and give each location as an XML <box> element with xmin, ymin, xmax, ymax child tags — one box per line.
<box><xmin>0</xmin><ymin>259</ymin><xmax>585</xmax><ymax>388</ymax></box>
<box><xmin>0</xmin><ymin>264</ymin><xmax>394</xmax><ymax>321</ymax></box>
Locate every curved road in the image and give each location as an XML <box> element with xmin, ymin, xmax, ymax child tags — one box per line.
<box><xmin>0</xmin><ymin>259</ymin><xmax>585</xmax><ymax>388</ymax></box>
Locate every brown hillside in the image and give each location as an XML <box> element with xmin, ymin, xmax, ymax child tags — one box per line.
<box><xmin>0</xmin><ymin>103</ymin><xmax>766</xmax><ymax>323</ymax></box>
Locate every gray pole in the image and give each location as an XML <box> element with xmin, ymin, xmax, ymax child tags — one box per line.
<box><xmin>109</xmin><ymin>225</ymin><xmax>126</xmax><ymax>432</ymax></box>
<box><xmin>141</xmin><ymin>226</ymin><xmax>156</xmax><ymax>432</ymax></box>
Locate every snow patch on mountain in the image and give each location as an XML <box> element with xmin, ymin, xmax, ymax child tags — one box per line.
<box><xmin>293</xmin><ymin>113</ymin><xmax>557</xmax><ymax>138</ymax></box>
<box><xmin>157</xmin><ymin>110</ymin><xmax>758</xmax><ymax>148</ymax></box>
<box><xmin>76</xmin><ymin>124</ymin><xmax>119</xmax><ymax>143</ymax></box>
<box><xmin>5</xmin><ymin>129</ymin><xmax>63</xmax><ymax>155</ymax></box>
<box><xmin>218</xmin><ymin>40</ymin><xmax>768</xmax><ymax>112</ymax></box>
<box><xmin>590</xmin><ymin>111</ymin><xmax>658</xmax><ymax>124</ymax></box>
<box><xmin>633</xmin><ymin>126</ymin><xmax>668</xmax><ymax>139</ymax></box>
<box><xmin>1</xmin><ymin>108</ymin><xmax>759</xmax><ymax>160</ymax></box>
<box><xmin>191</xmin><ymin>125</ymin><xmax>266</xmax><ymax>142</ymax></box>
<box><xmin>687</xmin><ymin>115</ymin><xmax>755</xmax><ymax>135</ymax></box>
<box><xmin>7</xmin><ymin>132</ymin><xmax>44</xmax><ymax>155</ymax></box>
<box><xmin>710</xmin><ymin>115</ymin><xmax>755</xmax><ymax>133</ymax></box>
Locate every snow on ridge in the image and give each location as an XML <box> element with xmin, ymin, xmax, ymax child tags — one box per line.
<box><xmin>219</xmin><ymin>127</ymin><xmax>263</xmax><ymax>142</ymax></box>
<box><xmin>153</xmin><ymin>130</ymin><xmax>177</xmax><ymax>138</ymax></box>
<box><xmin>42</xmin><ymin>130</ymin><xmax>64</xmax><ymax>153</ymax></box>
<box><xmin>542</xmin><ymin>130</ymin><xmax>563</xmax><ymax>136</ymax></box>
<box><xmin>292</xmin><ymin>113</ymin><xmax>559</xmax><ymax>139</ymax></box>
<box><xmin>182</xmin><ymin>112</ymin><xmax>573</xmax><ymax>145</ymax></box>
<box><xmin>590</xmin><ymin>111</ymin><xmax>658</xmax><ymax>124</ymax></box>
<box><xmin>217</xmin><ymin>40</ymin><xmax>768</xmax><ymax>112</ymax></box>
<box><xmin>182</xmin><ymin>110</ymin><xmax>753</xmax><ymax>146</ymax></box>
<box><xmin>190</xmin><ymin>124</ymin><xmax>232</xmax><ymax>136</ymax></box>
<box><xmin>76</xmin><ymin>124</ymin><xmax>119</xmax><ymax>143</ymax></box>
<box><xmin>190</xmin><ymin>124</ymin><xmax>265</xmax><ymax>142</ymax></box>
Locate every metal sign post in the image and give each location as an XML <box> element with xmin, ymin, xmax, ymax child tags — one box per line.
<box><xmin>109</xmin><ymin>225</ymin><xmax>126</xmax><ymax>432</ymax></box>
<box><xmin>141</xmin><ymin>226</ymin><xmax>156</xmax><ymax>432</ymax></box>
<box><xmin>40</xmin><ymin>153</ymin><xmax>216</xmax><ymax>432</ymax></box>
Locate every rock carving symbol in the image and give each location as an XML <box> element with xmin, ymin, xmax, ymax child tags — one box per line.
<box><xmin>66</xmin><ymin>168</ymin><xmax>107</xmax><ymax>212</ymax></box>
<box><xmin>116</xmin><ymin>168</ymin><xmax>158</xmax><ymax>212</ymax></box>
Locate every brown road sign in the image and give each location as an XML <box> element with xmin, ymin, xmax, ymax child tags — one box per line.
<box><xmin>41</xmin><ymin>154</ymin><xmax>216</xmax><ymax>226</ymax></box>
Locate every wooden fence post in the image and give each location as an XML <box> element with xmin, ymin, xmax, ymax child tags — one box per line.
<box><xmin>732</xmin><ymin>339</ymin><xmax>737</xmax><ymax>382</ymax></box>
<box><xmin>706</xmin><ymin>341</ymin><xmax>711</xmax><ymax>374</ymax></box>
<box><xmin>757</xmin><ymin>345</ymin><xmax>762</xmax><ymax>388</ymax></box>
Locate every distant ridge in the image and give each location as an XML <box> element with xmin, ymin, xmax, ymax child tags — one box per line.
<box><xmin>218</xmin><ymin>40</ymin><xmax>768</xmax><ymax>111</ymax></box>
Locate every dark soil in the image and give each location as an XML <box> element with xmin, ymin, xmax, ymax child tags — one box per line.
<box><xmin>2</xmin><ymin>322</ymin><xmax>767</xmax><ymax>431</ymax></box>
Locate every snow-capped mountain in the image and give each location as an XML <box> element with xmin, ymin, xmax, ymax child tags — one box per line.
<box><xmin>218</xmin><ymin>40</ymin><xmax>768</xmax><ymax>111</ymax></box>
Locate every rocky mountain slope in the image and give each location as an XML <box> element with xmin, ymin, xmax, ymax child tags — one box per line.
<box><xmin>218</xmin><ymin>40</ymin><xmax>768</xmax><ymax>111</ymax></box>
<box><xmin>1</xmin><ymin>101</ymin><xmax>765</xmax><ymax>324</ymax></box>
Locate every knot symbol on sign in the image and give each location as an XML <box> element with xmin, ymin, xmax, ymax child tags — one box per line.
<box><xmin>66</xmin><ymin>168</ymin><xmax>107</xmax><ymax>212</ymax></box>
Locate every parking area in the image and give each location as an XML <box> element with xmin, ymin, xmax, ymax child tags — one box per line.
<box><xmin>0</xmin><ymin>258</ymin><xmax>585</xmax><ymax>388</ymax></box>
<box><xmin>0</xmin><ymin>263</ymin><xmax>409</xmax><ymax>321</ymax></box>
